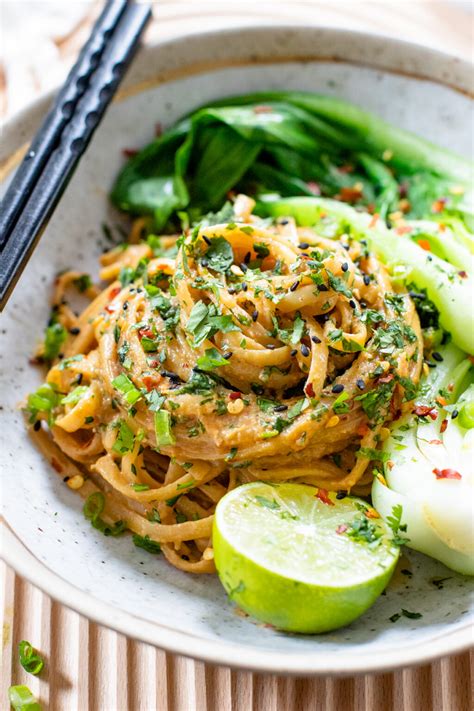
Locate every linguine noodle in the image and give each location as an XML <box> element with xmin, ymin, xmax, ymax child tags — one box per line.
<box><xmin>27</xmin><ymin>196</ymin><xmax>422</xmax><ymax>574</ymax></box>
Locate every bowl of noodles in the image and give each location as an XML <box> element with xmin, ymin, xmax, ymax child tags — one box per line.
<box><xmin>1</xmin><ymin>25</ymin><xmax>473</xmax><ymax>674</ymax></box>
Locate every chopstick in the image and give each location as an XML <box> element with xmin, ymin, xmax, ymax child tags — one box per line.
<box><xmin>0</xmin><ymin>1</ymin><xmax>152</xmax><ymax>310</ymax></box>
<box><xmin>0</xmin><ymin>0</ymin><xmax>130</xmax><ymax>248</ymax></box>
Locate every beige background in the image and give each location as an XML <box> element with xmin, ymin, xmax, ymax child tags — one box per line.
<box><xmin>1</xmin><ymin>1</ymin><xmax>473</xmax><ymax>709</ymax></box>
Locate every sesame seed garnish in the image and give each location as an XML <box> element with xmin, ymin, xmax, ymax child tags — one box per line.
<box><xmin>228</xmin><ymin>287</ymin><xmax>236</xmax><ymax>294</ymax></box>
<box><xmin>332</xmin><ymin>383</ymin><xmax>344</xmax><ymax>393</ymax></box>
<box><xmin>301</xmin><ymin>344</ymin><xmax>310</xmax><ymax>357</ymax></box>
<box><xmin>311</xmin><ymin>336</ymin><xmax>321</xmax><ymax>344</ymax></box>
<box><xmin>251</xmin><ymin>310</ymin><xmax>259</xmax><ymax>322</ymax></box>
<box><xmin>451</xmin><ymin>409</ymin><xmax>459</xmax><ymax>419</ymax></box>
<box><xmin>319</xmin><ymin>284</ymin><xmax>329</xmax><ymax>292</ymax></box>
<box><xmin>356</xmin><ymin>378</ymin><xmax>365</xmax><ymax>390</ymax></box>
<box><xmin>341</xmin><ymin>262</ymin><xmax>349</xmax><ymax>272</ymax></box>
<box><xmin>240</xmin><ymin>262</ymin><xmax>248</xmax><ymax>273</ymax></box>
<box><xmin>349</xmin><ymin>299</ymin><xmax>356</xmax><ymax>308</ymax></box>
<box><xmin>241</xmin><ymin>282</ymin><xmax>248</xmax><ymax>291</ymax></box>
<box><xmin>69</xmin><ymin>327</ymin><xmax>80</xmax><ymax>335</ymax></box>
<box><xmin>33</xmin><ymin>420</ymin><xmax>41</xmax><ymax>431</ymax></box>
<box><xmin>202</xmin><ymin>235</ymin><xmax>212</xmax><ymax>245</ymax></box>
<box><xmin>336</xmin><ymin>490</ymin><xmax>347</xmax><ymax>500</ymax></box>
<box><xmin>290</xmin><ymin>349</ymin><xmax>297</xmax><ymax>356</ymax></box>
<box><xmin>244</xmin><ymin>251</ymin><xmax>251</xmax><ymax>264</ymax></box>
<box><xmin>363</xmin><ymin>275</ymin><xmax>371</xmax><ymax>286</ymax></box>
<box><xmin>274</xmin><ymin>404</ymin><xmax>288</xmax><ymax>412</ymax></box>
<box><xmin>290</xmin><ymin>280</ymin><xmax>299</xmax><ymax>292</ymax></box>
<box><xmin>298</xmin><ymin>242</ymin><xmax>309</xmax><ymax>249</ymax></box>
<box><xmin>223</xmin><ymin>352</ymin><xmax>233</xmax><ymax>360</ymax></box>
<box><xmin>432</xmin><ymin>352</ymin><xmax>443</xmax><ymax>362</ymax></box>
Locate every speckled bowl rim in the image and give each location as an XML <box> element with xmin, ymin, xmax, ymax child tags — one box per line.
<box><xmin>1</xmin><ymin>24</ymin><xmax>473</xmax><ymax>675</ymax></box>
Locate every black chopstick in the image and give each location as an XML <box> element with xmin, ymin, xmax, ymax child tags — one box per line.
<box><xmin>0</xmin><ymin>0</ymin><xmax>129</xmax><ymax>249</ymax></box>
<box><xmin>0</xmin><ymin>1</ymin><xmax>152</xmax><ymax>310</ymax></box>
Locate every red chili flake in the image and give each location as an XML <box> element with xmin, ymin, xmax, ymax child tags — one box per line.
<box><xmin>155</xmin><ymin>122</ymin><xmax>163</xmax><ymax>137</ymax></box>
<box><xmin>109</xmin><ymin>287</ymin><xmax>121</xmax><ymax>300</ymax></box>
<box><xmin>148</xmin><ymin>360</ymin><xmax>160</xmax><ymax>368</ymax></box>
<box><xmin>304</xmin><ymin>382</ymin><xmax>315</xmax><ymax>398</ymax></box>
<box><xmin>431</xmin><ymin>198</ymin><xmax>447</xmax><ymax>214</ymax></box>
<box><xmin>142</xmin><ymin>375</ymin><xmax>161</xmax><ymax>392</ymax></box>
<box><xmin>378</xmin><ymin>374</ymin><xmax>394</xmax><ymax>384</ymax></box>
<box><xmin>433</xmin><ymin>468</ymin><xmax>462</xmax><ymax>480</ymax></box>
<box><xmin>417</xmin><ymin>238</ymin><xmax>431</xmax><ymax>251</ymax></box>
<box><xmin>366</xmin><ymin>202</ymin><xmax>376</xmax><ymax>214</ymax></box>
<box><xmin>436</xmin><ymin>396</ymin><xmax>447</xmax><ymax>407</ymax></box>
<box><xmin>395</xmin><ymin>225</ymin><xmax>413</xmax><ymax>236</ymax></box>
<box><xmin>458</xmin><ymin>270</ymin><xmax>468</xmax><ymax>279</ymax></box>
<box><xmin>306</xmin><ymin>181</ymin><xmax>321</xmax><ymax>195</ymax></box>
<box><xmin>228</xmin><ymin>391</ymin><xmax>242</xmax><ymax>401</ymax></box>
<box><xmin>253</xmin><ymin>105</ymin><xmax>273</xmax><ymax>114</ymax></box>
<box><xmin>51</xmin><ymin>457</ymin><xmax>63</xmax><ymax>473</ymax></box>
<box><xmin>336</xmin><ymin>524</ymin><xmax>348</xmax><ymax>534</ymax></box>
<box><xmin>338</xmin><ymin>186</ymin><xmax>363</xmax><ymax>203</ymax></box>
<box><xmin>412</xmin><ymin>404</ymin><xmax>436</xmax><ymax>418</ymax></box>
<box><xmin>138</xmin><ymin>327</ymin><xmax>154</xmax><ymax>340</ymax></box>
<box><xmin>316</xmin><ymin>488</ymin><xmax>334</xmax><ymax>506</ymax></box>
<box><xmin>369</xmin><ymin>213</ymin><xmax>380</xmax><ymax>228</ymax></box>
<box><xmin>364</xmin><ymin>507</ymin><xmax>380</xmax><ymax>519</ymax></box>
<box><xmin>122</xmin><ymin>148</ymin><xmax>139</xmax><ymax>158</ymax></box>
<box><xmin>440</xmin><ymin>419</ymin><xmax>448</xmax><ymax>434</ymax></box>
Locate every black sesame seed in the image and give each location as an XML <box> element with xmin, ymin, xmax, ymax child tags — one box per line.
<box><xmin>319</xmin><ymin>284</ymin><xmax>329</xmax><ymax>292</ymax></box>
<box><xmin>360</xmin><ymin>239</ymin><xmax>367</xmax><ymax>246</ymax></box>
<box><xmin>332</xmin><ymin>383</ymin><xmax>344</xmax><ymax>393</ymax></box>
<box><xmin>76</xmin><ymin>373</ymin><xmax>83</xmax><ymax>385</ymax></box>
<box><xmin>360</xmin><ymin>301</ymin><xmax>367</xmax><ymax>309</ymax></box>
<box><xmin>274</xmin><ymin>404</ymin><xmax>288</xmax><ymax>412</ymax></box>
<box><xmin>240</xmin><ymin>262</ymin><xmax>248</xmax><ymax>273</ymax></box>
<box><xmin>341</xmin><ymin>262</ymin><xmax>349</xmax><ymax>272</ymax></box>
<box><xmin>311</xmin><ymin>336</ymin><xmax>321</xmax><ymax>344</ymax></box>
<box><xmin>280</xmin><ymin>219</ymin><xmax>289</xmax><ymax>225</ymax></box>
<box><xmin>298</xmin><ymin>242</ymin><xmax>309</xmax><ymax>250</ymax></box>
<box><xmin>161</xmin><ymin>370</ymin><xmax>181</xmax><ymax>382</ymax></box>
<box><xmin>426</xmin><ymin>361</ymin><xmax>437</xmax><ymax>368</ymax></box>
<box><xmin>432</xmin><ymin>351</ymin><xmax>443</xmax><ymax>362</ymax></box>
<box><xmin>301</xmin><ymin>344</ymin><xmax>310</xmax><ymax>357</ymax></box>
<box><xmin>228</xmin><ymin>287</ymin><xmax>236</xmax><ymax>295</ymax></box>
<box><xmin>336</xmin><ymin>490</ymin><xmax>347</xmax><ymax>500</ymax></box>
<box><xmin>363</xmin><ymin>275</ymin><xmax>371</xmax><ymax>286</ymax></box>
<box><xmin>290</xmin><ymin>280</ymin><xmax>299</xmax><ymax>292</ymax></box>
<box><xmin>241</xmin><ymin>282</ymin><xmax>248</xmax><ymax>292</ymax></box>
<box><xmin>349</xmin><ymin>299</ymin><xmax>356</xmax><ymax>308</ymax></box>
<box><xmin>223</xmin><ymin>352</ymin><xmax>233</xmax><ymax>360</ymax></box>
<box><xmin>451</xmin><ymin>409</ymin><xmax>459</xmax><ymax>419</ymax></box>
<box><xmin>33</xmin><ymin>420</ymin><xmax>41</xmax><ymax>431</ymax></box>
<box><xmin>244</xmin><ymin>251</ymin><xmax>251</xmax><ymax>264</ymax></box>
<box><xmin>123</xmin><ymin>301</ymin><xmax>129</xmax><ymax>310</ymax></box>
<box><xmin>343</xmin><ymin>243</ymin><xmax>350</xmax><ymax>251</ymax></box>
<box><xmin>356</xmin><ymin>378</ymin><xmax>365</xmax><ymax>390</ymax></box>
<box><xmin>63</xmin><ymin>476</ymin><xmax>70</xmax><ymax>483</ymax></box>
<box><xmin>290</xmin><ymin>349</ymin><xmax>298</xmax><ymax>356</ymax></box>
<box><xmin>69</xmin><ymin>327</ymin><xmax>80</xmax><ymax>335</ymax></box>
<box><xmin>201</xmin><ymin>258</ymin><xmax>209</xmax><ymax>267</ymax></box>
<box><xmin>251</xmin><ymin>310</ymin><xmax>259</xmax><ymax>322</ymax></box>
<box><xmin>202</xmin><ymin>235</ymin><xmax>212</xmax><ymax>246</ymax></box>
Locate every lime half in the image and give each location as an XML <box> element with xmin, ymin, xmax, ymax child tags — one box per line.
<box><xmin>213</xmin><ymin>482</ymin><xmax>399</xmax><ymax>633</ymax></box>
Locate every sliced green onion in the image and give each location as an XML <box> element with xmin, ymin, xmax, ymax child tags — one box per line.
<box><xmin>61</xmin><ymin>386</ymin><xmax>89</xmax><ymax>406</ymax></box>
<box><xmin>154</xmin><ymin>410</ymin><xmax>175</xmax><ymax>447</ymax></box>
<box><xmin>458</xmin><ymin>400</ymin><xmax>474</xmax><ymax>429</ymax></box>
<box><xmin>18</xmin><ymin>641</ymin><xmax>44</xmax><ymax>676</ymax></box>
<box><xmin>43</xmin><ymin>322</ymin><xmax>67</xmax><ymax>361</ymax></box>
<box><xmin>132</xmin><ymin>534</ymin><xmax>161</xmax><ymax>554</ymax></box>
<box><xmin>8</xmin><ymin>685</ymin><xmax>42</xmax><ymax>710</ymax></box>
<box><xmin>111</xmin><ymin>374</ymin><xmax>142</xmax><ymax>405</ymax></box>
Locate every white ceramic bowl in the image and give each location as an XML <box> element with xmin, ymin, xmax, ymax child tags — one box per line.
<box><xmin>1</xmin><ymin>26</ymin><xmax>473</xmax><ymax>675</ymax></box>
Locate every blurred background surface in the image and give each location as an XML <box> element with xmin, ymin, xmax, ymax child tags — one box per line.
<box><xmin>0</xmin><ymin>0</ymin><xmax>473</xmax><ymax>118</ymax></box>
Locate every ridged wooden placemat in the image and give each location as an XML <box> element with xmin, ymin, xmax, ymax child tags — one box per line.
<box><xmin>1</xmin><ymin>562</ymin><xmax>473</xmax><ymax>710</ymax></box>
<box><xmin>1</xmin><ymin>2</ymin><xmax>473</xmax><ymax>709</ymax></box>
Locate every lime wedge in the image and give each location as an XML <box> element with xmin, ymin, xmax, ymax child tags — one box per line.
<box><xmin>213</xmin><ymin>482</ymin><xmax>399</xmax><ymax>633</ymax></box>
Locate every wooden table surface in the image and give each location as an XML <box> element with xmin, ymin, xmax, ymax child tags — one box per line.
<box><xmin>1</xmin><ymin>2</ymin><xmax>473</xmax><ymax>709</ymax></box>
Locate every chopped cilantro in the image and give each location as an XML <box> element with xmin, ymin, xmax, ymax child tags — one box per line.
<box><xmin>112</xmin><ymin>420</ymin><xmax>135</xmax><ymax>454</ymax></box>
<box><xmin>132</xmin><ymin>534</ymin><xmax>161</xmax><ymax>554</ymax></box>
<box><xmin>202</xmin><ymin>236</ymin><xmax>234</xmax><ymax>273</ymax></box>
<box><xmin>196</xmin><ymin>347</ymin><xmax>230</xmax><ymax>371</ymax></box>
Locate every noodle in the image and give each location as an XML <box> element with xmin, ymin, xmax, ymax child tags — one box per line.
<box><xmin>26</xmin><ymin>196</ymin><xmax>422</xmax><ymax>574</ymax></box>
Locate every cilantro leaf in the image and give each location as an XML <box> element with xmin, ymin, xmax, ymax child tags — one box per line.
<box><xmin>203</xmin><ymin>237</ymin><xmax>234</xmax><ymax>273</ymax></box>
